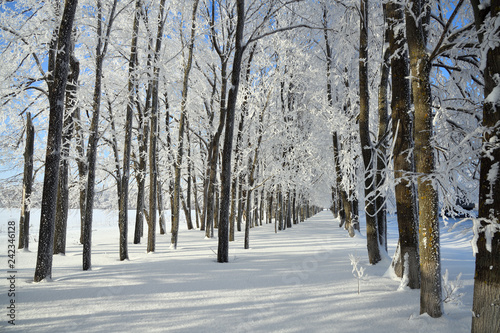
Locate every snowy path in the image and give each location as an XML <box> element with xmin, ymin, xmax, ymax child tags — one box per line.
<box><xmin>1</xmin><ymin>209</ymin><xmax>474</xmax><ymax>332</ymax></box>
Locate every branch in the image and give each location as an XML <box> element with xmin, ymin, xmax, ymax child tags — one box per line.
<box><xmin>247</xmin><ymin>24</ymin><xmax>334</xmax><ymax>45</ymax></box>
<box><xmin>430</xmin><ymin>0</ymin><xmax>466</xmax><ymax>61</ymax></box>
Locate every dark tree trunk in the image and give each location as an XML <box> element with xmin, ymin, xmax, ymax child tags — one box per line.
<box><xmin>185</xmin><ymin>129</ymin><xmax>194</xmax><ymax>230</ymax></box>
<box><xmin>34</xmin><ymin>0</ymin><xmax>78</xmax><ymax>282</ymax></box>
<box><xmin>157</xmin><ymin>178</ymin><xmax>167</xmax><ymax>235</ymax></box>
<box><xmin>74</xmin><ymin>104</ymin><xmax>87</xmax><ymax>245</ymax></box>
<box><xmin>193</xmin><ymin>174</ymin><xmax>201</xmax><ymax>229</ymax></box>
<box><xmin>470</xmin><ymin>1</ymin><xmax>500</xmax><ymax>331</ymax></box>
<box><xmin>387</xmin><ymin>0</ymin><xmax>420</xmax><ymax>289</ymax></box>
<box><xmin>229</xmin><ymin>174</ymin><xmax>238</xmax><ymax>240</ymax></box>
<box><xmin>172</xmin><ymin>0</ymin><xmax>199</xmax><ymax>249</ymax></box>
<box><xmin>359</xmin><ymin>0</ymin><xmax>381</xmax><ymax>265</ymax></box>
<box><xmin>119</xmin><ymin>0</ymin><xmax>140</xmax><ymax>259</ymax></box>
<box><xmin>54</xmin><ymin>51</ymin><xmax>79</xmax><ymax>255</ymax></box>
<box><xmin>83</xmin><ymin>0</ymin><xmax>118</xmax><ymax>271</ymax></box>
<box><xmin>205</xmin><ymin>143</ymin><xmax>219</xmax><ymax>238</ymax></box>
<box><xmin>148</xmin><ymin>73</ymin><xmax>159</xmax><ymax>252</ymax></box>
<box><xmin>217</xmin><ymin>0</ymin><xmax>245</xmax><ymax>262</ymax></box>
<box><xmin>134</xmin><ymin>94</ymin><xmax>149</xmax><ymax>244</ymax></box>
<box><xmin>19</xmin><ymin>112</ymin><xmax>34</xmax><ymax>250</ymax></box>
<box><xmin>406</xmin><ymin>0</ymin><xmax>442</xmax><ymax>317</ymax></box>
<box><xmin>237</xmin><ymin>175</ymin><xmax>245</xmax><ymax>232</ymax></box>
<box><xmin>267</xmin><ymin>191</ymin><xmax>273</xmax><ymax>225</ymax></box>
<box><xmin>375</xmin><ymin>4</ymin><xmax>390</xmax><ymax>253</ymax></box>
<box><xmin>244</xmin><ymin>186</ymin><xmax>252</xmax><ymax>249</ymax></box>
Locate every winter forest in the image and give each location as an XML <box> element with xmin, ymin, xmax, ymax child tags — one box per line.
<box><xmin>0</xmin><ymin>0</ymin><xmax>499</xmax><ymax>332</ymax></box>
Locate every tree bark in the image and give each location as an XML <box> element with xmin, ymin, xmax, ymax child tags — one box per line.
<box><xmin>54</xmin><ymin>50</ymin><xmax>79</xmax><ymax>255</ymax></box>
<box><xmin>406</xmin><ymin>0</ymin><xmax>442</xmax><ymax>317</ymax></box>
<box><xmin>470</xmin><ymin>1</ymin><xmax>500</xmax><ymax>331</ymax></box>
<box><xmin>387</xmin><ymin>0</ymin><xmax>420</xmax><ymax>289</ymax></box>
<box><xmin>185</xmin><ymin>129</ymin><xmax>194</xmax><ymax>230</ymax></box>
<box><xmin>119</xmin><ymin>0</ymin><xmax>140</xmax><ymax>257</ymax></box>
<box><xmin>34</xmin><ymin>0</ymin><xmax>78</xmax><ymax>282</ymax></box>
<box><xmin>376</xmin><ymin>4</ymin><xmax>390</xmax><ymax>253</ymax></box>
<box><xmin>217</xmin><ymin>0</ymin><xmax>246</xmax><ymax>262</ymax></box>
<box><xmin>19</xmin><ymin>113</ymin><xmax>34</xmax><ymax>250</ymax></box>
<box><xmin>359</xmin><ymin>0</ymin><xmax>381</xmax><ymax>265</ymax></box>
<box><xmin>83</xmin><ymin>0</ymin><xmax>118</xmax><ymax>271</ymax></box>
<box><xmin>172</xmin><ymin>0</ymin><xmax>199</xmax><ymax>249</ymax></box>
<box><xmin>133</xmin><ymin>90</ymin><xmax>150</xmax><ymax>244</ymax></box>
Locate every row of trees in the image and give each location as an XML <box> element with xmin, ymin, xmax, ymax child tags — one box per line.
<box><xmin>0</xmin><ymin>0</ymin><xmax>498</xmax><ymax>331</ymax></box>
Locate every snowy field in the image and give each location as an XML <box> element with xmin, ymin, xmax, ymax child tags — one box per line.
<box><xmin>1</xmin><ymin>209</ymin><xmax>475</xmax><ymax>332</ymax></box>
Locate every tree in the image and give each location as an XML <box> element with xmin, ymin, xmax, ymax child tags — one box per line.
<box><xmin>83</xmin><ymin>0</ymin><xmax>118</xmax><ymax>270</ymax></box>
<box><xmin>54</xmin><ymin>39</ymin><xmax>79</xmax><ymax>255</ymax></box>
<box><xmin>218</xmin><ymin>0</ymin><xmax>245</xmax><ymax>263</ymax></box>
<box><xmin>387</xmin><ymin>0</ymin><xmax>420</xmax><ymax>289</ymax></box>
<box><xmin>18</xmin><ymin>112</ymin><xmax>34</xmax><ymax>250</ymax></box>
<box><xmin>470</xmin><ymin>1</ymin><xmax>500</xmax><ymax>331</ymax></box>
<box><xmin>172</xmin><ymin>0</ymin><xmax>200</xmax><ymax>249</ymax></box>
<box><xmin>358</xmin><ymin>0</ymin><xmax>381</xmax><ymax>265</ymax></box>
<box><xmin>117</xmin><ymin>0</ymin><xmax>141</xmax><ymax>260</ymax></box>
<box><xmin>147</xmin><ymin>0</ymin><xmax>168</xmax><ymax>254</ymax></box>
<box><xmin>34</xmin><ymin>0</ymin><xmax>79</xmax><ymax>282</ymax></box>
<box><xmin>405</xmin><ymin>0</ymin><xmax>442</xmax><ymax>317</ymax></box>
<box><xmin>375</xmin><ymin>3</ymin><xmax>390</xmax><ymax>253</ymax></box>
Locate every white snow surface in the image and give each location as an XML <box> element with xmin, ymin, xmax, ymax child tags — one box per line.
<box><xmin>0</xmin><ymin>209</ymin><xmax>475</xmax><ymax>332</ymax></box>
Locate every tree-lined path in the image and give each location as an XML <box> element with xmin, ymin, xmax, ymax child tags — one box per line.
<box><xmin>2</xmin><ymin>209</ymin><xmax>473</xmax><ymax>332</ymax></box>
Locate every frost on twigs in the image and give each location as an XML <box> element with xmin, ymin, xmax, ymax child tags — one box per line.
<box><xmin>442</xmin><ymin>269</ymin><xmax>464</xmax><ymax>306</ymax></box>
<box><xmin>349</xmin><ymin>253</ymin><xmax>365</xmax><ymax>294</ymax></box>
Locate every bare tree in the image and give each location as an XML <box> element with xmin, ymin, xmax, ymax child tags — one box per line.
<box><xmin>387</xmin><ymin>0</ymin><xmax>420</xmax><ymax>289</ymax></box>
<box><xmin>405</xmin><ymin>0</ymin><xmax>442</xmax><ymax>317</ymax></box>
<box><xmin>18</xmin><ymin>113</ymin><xmax>34</xmax><ymax>250</ymax></box>
<box><xmin>83</xmin><ymin>0</ymin><xmax>118</xmax><ymax>270</ymax></box>
<box><xmin>34</xmin><ymin>0</ymin><xmax>79</xmax><ymax>282</ymax></box>
<box><xmin>358</xmin><ymin>0</ymin><xmax>381</xmax><ymax>265</ymax></box>
<box><xmin>117</xmin><ymin>0</ymin><xmax>141</xmax><ymax>260</ymax></box>
<box><xmin>470</xmin><ymin>1</ymin><xmax>500</xmax><ymax>331</ymax></box>
<box><xmin>172</xmin><ymin>0</ymin><xmax>200</xmax><ymax>249</ymax></box>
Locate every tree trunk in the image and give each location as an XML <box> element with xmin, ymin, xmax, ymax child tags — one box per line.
<box><xmin>205</xmin><ymin>143</ymin><xmax>219</xmax><ymax>238</ymax></box>
<box><xmin>229</xmin><ymin>174</ymin><xmax>238</xmax><ymax>241</ymax></box>
<box><xmin>358</xmin><ymin>0</ymin><xmax>381</xmax><ymax>265</ymax></box>
<box><xmin>54</xmin><ymin>50</ymin><xmax>79</xmax><ymax>255</ymax></box>
<box><xmin>148</xmin><ymin>74</ymin><xmax>159</xmax><ymax>252</ymax></box>
<box><xmin>134</xmin><ymin>92</ymin><xmax>149</xmax><ymax>244</ymax></box>
<box><xmin>19</xmin><ymin>113</ymin><xmax>34</xmax><ymax>250</ymax></box>
<box><xmin>185</xmin><ymin>129</ymin><xmax>194</xmax><ymax>230</ymax></box>
<box><xmin>34</xmin><ymin>0</ymin><xmax>78</xmax><ymax>282</ymax></box>
<box><xmin>470</xmin><ymin>1</ymin><xmax>500</xmax><ymax>331</ymax></box>
<box><xmin>387</xmin><ymin>0</ymin><xmax>420</xmax><ymax>289</ymax></box>
<box><xmin>172</xmin><ymin>0</ymin><xmax>199</xmax><ymax>249</ymax></box>
<box><xmin>237</xmin><ymin>174</ymin><xmax>245</xmax><ymax>232</ymax></box>
<box><xmin>192</xmin><ymin>174</ymin><xmax>200</xmax><ymax>229</ymax></box>
<box><xmin>406</xmin><ymin>0</ymin><xmax>442</xmax><ymax>317</ymax></box>
<box><xmin>119</xmin><ymin>0</ymin><xmax>140</xmax><ymax>258</ymax></box>
<box><xmin>267</xmin><ymin>191</ymin><xmax>273</xmax><ymax>225</ymax></box>
<box><xmin>375</xmin><ymin>4</ymin><xmax>390</xmax><ymax>253</ymax></box>
<box><xmin>157</xmin><ymin>178</ymin><xmax>167</xmax><ymax>235</ymax></box>
<box><xmin>74</xmin><ymin>102</ymin><xmax>87</xmax><ymax>245</ymax></box>
<box><xmin>244</xmin><ymin>187</ymin><xmax>252</xmax><ymax>249</ymax></box>
<box><xmin>214</xmin><ymin>181</ymin><xmax>220</xmax><ymax>229</ymax></box>
<box><xmin>89</xmin><ymin>2</ymin><xmax>121</xmax><ymax>264</ymax></box>
<box><xmin>285</xmin><ymin>192</ymin><xmax>292</xmax><ymax>228</ymax></box>
<box><xmin>83</xmin><ymin>0</ymin><xmax>118</xmax><ymax>271</ymax></box>
<box><xmin>217</xmin><ymin>0</ymin><xmax>245</xmax><ymax>262</ymax></box>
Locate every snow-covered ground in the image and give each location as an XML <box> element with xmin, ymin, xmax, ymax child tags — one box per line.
<box><xmin>0</xmin><ymin>209</ymin><xmax>475</xmax><ymax>332</ymax></box>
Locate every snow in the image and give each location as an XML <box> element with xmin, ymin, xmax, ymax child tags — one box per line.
<box><xmin>0</xmin><ymin>209</ymin><xmax>475</xmax><ymax>332</ymax></box>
